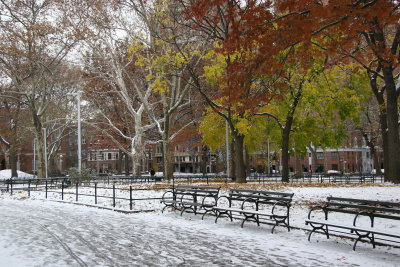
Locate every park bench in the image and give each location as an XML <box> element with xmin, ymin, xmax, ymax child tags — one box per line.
<box><xmin>161</xmin><ymin>185</ymin><xmax>220</xmax><ymax>216</ymax></box>
<box><xmin>305</xmin><ymin>196</ymin><xmax>400</xmax><ymax>250</ymax></box>
<box><xmin>210</xmin><ymin>189</ymin><xmax>294</xmax><ymax>233</ymax></box>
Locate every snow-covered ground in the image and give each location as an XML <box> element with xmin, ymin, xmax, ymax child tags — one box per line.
<box><xmin>0</xmin><ymin>183</ymin><xmax>399</xmax><ymax>266</ymax></box>
<box><xmin>0</xmin><ymin>169</ymin><xmax>34</xmax><ymax>180</ymax></box>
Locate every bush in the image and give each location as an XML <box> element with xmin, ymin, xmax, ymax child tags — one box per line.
<box><xmin>67</xmin><ymin>167</ymin><xmax>93</xmax><ymax>184</ymax></box>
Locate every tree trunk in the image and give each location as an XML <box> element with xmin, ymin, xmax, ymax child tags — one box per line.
<box><xmin>234</xmin><ymin>133</ymin><xmax>246</xmax><ymax>183</ymax></box>
<box><xmin>281</xmin><ymin>86</ymin><xmax>302</xmax><ymax>183</ymax></box>
<box><xmin>361</xmin><ymin>131</ymin><xmax>381</xmax><ymax>175</ymax></box>
<box><xmin>48</xmin><ymin>155</ymin><xmax>61</xmax><ymax>177</ymax></box>
<box><xmin>230</xmin><ymin>138</ymin><xmax>235</xmax><ymax>180</ymax></box>
<box><xmin>374</xmin><ymin>88</ymin><xmax>388</xmax><ymax>179</ymax></box>
<box><xmin>323</xmin><ymin>149</ymin><xmax>328</xmax><ymax>175</ymax></box>
<box><xmin>295</xmin><ymin>153</ymin><xmax>303</xmax><ymax>178</ymax></box>
<box><xmin>201</xmin><ymin>145</ymin><xmax>208</xmax><ymax>176</ymax></box>
<box><xmin>308</xmin><ymin>145</ymin><xmax>318</xmax><ymax>173</ymax></box>
<box><xmin>370</xmin><ymin>144</ymin><xmax>381</xmax><ymax>175</ymax></box>
<box><xmin>32</xmin><ymin>112</ymin><xmax>46</xmax><ymax>178</ymax></box>
<box><xmin>163</xmin><ymin>137</ymin><xmax>173</xmax><ymax>180</ymax></box>
<box><xmin>281</xmin><ymin>126</ymin><xmax>290</xmax><ymax>183</ymax></box>
<box><xmin>245</xmin><ymin>146</ymin><xmax>250</xmax><ymax>178</ymax></box>
<box><xmin>124</xmin><ymin>152</ymin><xmax>130</xmax><ymax>176</ymax></box>
<box><xmin>382</xmin><ymin>66</ymin><xmax>400</xmax><ymax>183</ymax></box>
<box><xmin>132</xmin><ymin>152</ymin><xmax>141</xmax><ymax>176</ymax></box>
<box><xmin>132</xmin><ymin>119</ymin><xmax>144</xmax><ymax>176</ymax></box>
<box><xmin>9</xmin><ymin>148</ymin><xmax>18</xmax><ymax>178</ymax></box>
<box><xmin>117</xmin><ymin>149</ymin><xmax>123</xmax><ymax>174</ymax></box>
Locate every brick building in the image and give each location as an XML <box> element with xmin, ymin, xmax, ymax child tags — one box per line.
<box><xmin>249</xmin><ymin>131</ymin><xmax>383</xmax><ymax>174</ymax></box>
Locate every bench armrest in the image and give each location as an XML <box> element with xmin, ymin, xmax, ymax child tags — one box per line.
<box><xmin>161</xmin><ymin>190</ymin><xmax>174</xmax><ymax>202</ymax></box>
<box><xmin>307</xmin><ymin>205</ymin><xmax>327</xmax><ymax>221</ymax></box>
<box><xmin>180</xmin><ymin>192</ymin><xmax>196</xmax><ymax>202</ymax></box>
<box><xmin>201</xmin><ymin>193</ymin><xmax>218</xmax><ymax>207</ymax></box>
<box><xmin>271</xmin><ymin>200</ymin><xmax>290</xmax><ymax>216</ymax></box>
<box><xmin>215</xmin><ymin>195</ymin><xmax>231</xmax><ymax>207</ymax></box>
<box><xmin>353</xmin><ymin>211</ymin><xmax>374</xmax><ymax>228</ymax></box>
<box><xmin>241</xmin><ymin>197</ymin><xmax>258</xmax><ymax>210</ymax></box>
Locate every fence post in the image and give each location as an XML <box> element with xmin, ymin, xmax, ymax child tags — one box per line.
<box><xmin>45</xmin><ymin>180</ymin><xmax>48</xmax><ymax>198</ymax></box>
<box><xmin>113</xmin><ymin>183</ymin><xmax>116</xmax><ymax>207</ymax></box>
<box><xmin>95</xmin><ymin>182</ymin><xmax>97</xmax><ymax>204</ymax></box>
<box><xmin>130</xmin><ymin>186</ymin><xmax>133</xmax><ymax>210</ymax></box>
<box><xmin>172</xmin><ymin>176</ymin><xmax>176</xmax><ymax>201</ymax></box>
<box><xmin>76</xmin><ymin>183</ymin><xmax>78</xmax><ymax>202</ymax></box>
<box><xmin>28</xmin><ymin>179</ymin><xmax>31</xmax><ymax>197</ymax></box>
<box><xmin>10</xmin><ymin>179</ymin><xmax>13</xmax><ymax>195</ymax></box>
<box><xmin>62</xmin><ymin>180</ymin><xmax>64</xmax><ymax>200</ymax></box>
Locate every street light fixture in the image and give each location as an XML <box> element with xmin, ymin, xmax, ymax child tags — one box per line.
<box><xmin>67</xmin><ymin>91</ymin><xmax>82</xmax><ymax>173</ymax></box>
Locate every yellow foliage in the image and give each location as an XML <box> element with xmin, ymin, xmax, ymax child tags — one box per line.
<box><xmin>151</xmin><ymin>77</ymin><xmax>169</xmax><ymax>94</ymax></box>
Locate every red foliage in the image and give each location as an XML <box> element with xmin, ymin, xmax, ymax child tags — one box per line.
<box><xmin>185</xmin><ymin>0</ymin><xmax>400</xmax><ymax>111</ymax></box>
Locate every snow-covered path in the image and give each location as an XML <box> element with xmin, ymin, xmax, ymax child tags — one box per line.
<box><xmin>0</xmin><ymin>199</ymin><xmax>399</xmax><ymax>267</ymax></box>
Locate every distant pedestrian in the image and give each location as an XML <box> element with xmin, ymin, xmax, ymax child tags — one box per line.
<box><xmin>150</xmin><ymin>169</ymin><xmax>155</xmax><ymax>177</ymax></box>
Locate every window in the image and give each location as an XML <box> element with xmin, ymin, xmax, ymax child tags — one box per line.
<box><xmin>317</xmin><ymin>152</ymin><xmax>324</xmax><ymax>160</ymax></box>
<box><xmin>82</xmin><ymin>139</ymin><xmax>86</xmax><ymax>144</ymax></box>
<box><xmin>157</xmin><ymin>157</ymin><xmax>162</xmax><ymax>163</ymax></box>
<box><xmin>331</xmin><ymin>152</ymin><xmax>337</xmax><ymax>159</ymax></box>
<box><xmin>157</xmin><ymin>146</ymin><xmax>162</xmax><ymax>153</ymax></box>
<box><xmin>194</xmin><ymin>146</ymin><xmax>198</xmax><ymax>152</ymax></box>
<box><xmin>181</xmin><ymin>156</ymin><xmax>185</xmax><ymax>162</ymax></box>
<box><xmin>115</xmin><ymin>153</ymin><xmax>119</xmax><ymax>160</ymax></box>
<box><xmin>175</xmin><ymin>145</ymin><xmax>179</xmax><ymax>151</ymax></box>
<box><xmin>175</xmin><ymin>156</ymin><xmax>179</xmax><ymax>162</ymax></box>
<box><xmin>108</xmin><ymin>153</ymin><xmax>112</xmax><ymax>160</ymax></box>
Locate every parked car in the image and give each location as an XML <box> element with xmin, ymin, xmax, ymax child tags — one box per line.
<box><xmin>371</xmin><ymin>169</ymin><xmax>385</xmax><ymax>174</ymax></box>
<box><xmin>327</xmin><ymin>170</ymin><xmax>340</xmax><ymax>174</ymax></box>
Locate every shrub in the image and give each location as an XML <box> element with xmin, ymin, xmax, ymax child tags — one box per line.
<box><xmin>67</xmin><ymin>167</ymin><xmax>93</xmax><ymax>184</ymax></box>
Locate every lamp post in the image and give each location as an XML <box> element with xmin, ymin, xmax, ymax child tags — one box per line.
<box><xmin>67</xmin><ymin>91</ymin><xmax>82</xmax><ymax>173</ymax></box>
<box><xmin>267</xmin><ymin>138</ymin><xmax>270</xmax><ymax>175</ymax></box>
<box><xmin>42</xmin><ymin>128</ymin><xmax>48</xmax><ymax>178</ymax></box>
<box><xmin>33</xmin><ymin>138</ymin><xmax>37</xmax><ymax>178</ymax></box>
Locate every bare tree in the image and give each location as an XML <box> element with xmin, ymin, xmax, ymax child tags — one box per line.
<box><xmin>0</xmin><ymin>0</ymin><xmax>82</xmax><ymax>178</ymax></box>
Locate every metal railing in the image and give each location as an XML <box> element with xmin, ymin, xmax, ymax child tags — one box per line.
<box><xmin>0</xmin><ymin>177</ymin><xmax>169</xmax><ymax>211</ymax></box>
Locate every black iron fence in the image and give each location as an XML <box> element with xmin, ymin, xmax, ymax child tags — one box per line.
<box><xmin>247</xmin><ymin>172</ymin><xmax>385</xmax><ymax>184</ymax></box>
<box><xmin>0</xmin><ymin>172</ymin><xmax>385</xmax><ymax>191</ymax></box>
<box><xmin>0</xmin><ymin>178</ymin><xmax>169</xmax><ymax>211</ymax></box>
<box><xmin>0</xmin><ymin>172</ymin><xmax>386</xmax><ymax>212</ymax></box>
